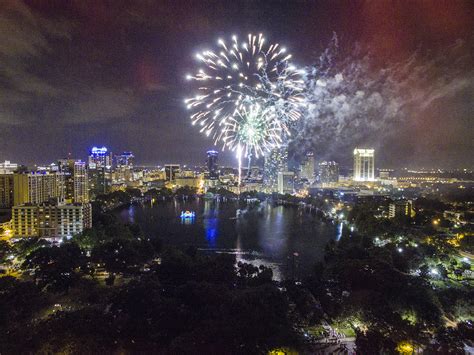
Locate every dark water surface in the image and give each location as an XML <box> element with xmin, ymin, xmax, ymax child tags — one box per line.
<box><xmin>115</xmin><ymin>198</ymin><xmax>341</xmax><ymax>280</ymax></box>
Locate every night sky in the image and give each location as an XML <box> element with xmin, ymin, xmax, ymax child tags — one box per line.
<box><xmin>0</xmin><ymin>0</ymin><xmax>473</xmax><ymax>168</ymax></box>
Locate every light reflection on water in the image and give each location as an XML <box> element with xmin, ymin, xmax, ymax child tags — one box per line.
<box><xmin>117</xmin><ymin>198</ymin><xmax>337</xmax><ymax>280</ymax></box>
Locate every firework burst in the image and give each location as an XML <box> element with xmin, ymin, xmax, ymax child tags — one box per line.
<box><xmin>185</xmin><ymin>33</ymin><xmax>305</xmax><ymax>158</ymax></box>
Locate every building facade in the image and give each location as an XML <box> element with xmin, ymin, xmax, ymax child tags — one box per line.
<box><xmin>115</xmin><ymin>151</ymin><xmax>135</xmax><ymax>167</ymax></box>
<box><xmin>264</xmin><ymin>146</ymin><xmax>288</xmax><ymax>190</ymax></box>
<box><xmin>300</xmin><ymin>152</ymin><xmax>315</xmax><ymax>181</ymax></box>
<box><xmin>353</xmin><ymin>148</ymin><xmax>375</xmax><ymax>182</ymax></box>
<box><xmin>389</xmin><ymin>200</ymin><xmax>415</xmax><ymax>219</ymax></box>
<box><xmin>277</xmin><ymin>171</ymin><xmax>295</xmax><ymax>194</ymax></box>
<box><xmin>58</xmin><ymin>159</ymin><xmax>76</xmax><ymax>203</ymax></box>
<box><xmin>0</xmin><ymin>160</ymin><xmax>18</xmax><ymax>174</ymax></box>
<box><xmin>206</xmin><ymin>150</ymin><xmax>219</xmax><ymax>180</ymax></box>
<box><xmin>0</xmin><ymin>174</ymin><xmax>14</xmax><ymax>208</ymax></box>
<box><xmin>12</xmin><ymin>203</ymin><xmax>92</xmax><ymax>238</ymax></box>
<box><xmin>73</xmin><ymin>161</ymin><xmax>89</xmax><ymax>203</ymax></box>
<box><xmin>164</xmin><ymin>164</ymin><xmax>180</xmax><ymax>181</ymax></box>
<box><xmin>88</xmin><ymin>146</ymin><xmax>112</xmax><ymax>168</ymax></box>
<box><xmin>88</xmin><ymin>166</ymin><xmax>111</xmax><ymax>199</ymax></box>
<box><xmin>318</xmin><ymin>161</ymin><xmax>339</xmax><ymax>184</ymax></box>
<box><xmin>13</xmin><ymin>172</ymin><xmax>64</xmax><ymax>206</ymax></box>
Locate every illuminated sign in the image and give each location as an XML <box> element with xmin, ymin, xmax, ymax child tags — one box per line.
<box><xmin>90</xmin><ymin>146</ymin><xmax>108</xmax><ymax>155</ymax></box>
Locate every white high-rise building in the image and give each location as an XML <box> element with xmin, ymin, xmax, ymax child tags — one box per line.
<box><xmin>277</xmin><ymin>171</ymin><xmax>295</xmax><ymax>194</ymax></box>
<box><xmin>353</xmin><ymin>148</ymin><xmax>375</xmax><ymax>181</ymax></box>
<box><xmin>264</xmin><ymin>146</ymin><xmax>288</xmax><ymax>190</ymax></box>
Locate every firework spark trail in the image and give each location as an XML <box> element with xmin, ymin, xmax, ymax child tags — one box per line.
<box><xmin>185</xmin><ymin>33</ymin><xmax>305</xmax><ymax>160</ymax></box>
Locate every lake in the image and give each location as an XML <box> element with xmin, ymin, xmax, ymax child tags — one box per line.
<box><xmin>115</xmin><ymin>198</ymin><xmax>341</xmax><ymax>280</ymax></box>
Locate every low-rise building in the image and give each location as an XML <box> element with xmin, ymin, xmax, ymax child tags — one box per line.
<box><xmin>12</xmin><ymin>202</ymin><xmax>92</xmax><ymax>238</ymax></box>
<box><xmin>389</xmin><ymin>200</ymin><xmax>415</xmax><ymax>219</ymax></box>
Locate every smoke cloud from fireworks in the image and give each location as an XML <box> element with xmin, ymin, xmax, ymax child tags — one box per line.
<box><xmin>295</xmin><ymin>35</ymin><xmax>474</xmax><ymax>164</ymax></box>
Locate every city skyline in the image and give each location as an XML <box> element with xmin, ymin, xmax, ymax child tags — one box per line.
<box><xmin>0</xmin><ymin>1</ymin><xmax>473</xmax><ymax>168</ymax></box>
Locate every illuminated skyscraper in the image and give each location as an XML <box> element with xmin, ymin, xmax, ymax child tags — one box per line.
<box><xmin>58</xmin><ymin>159</ymin><xmax>75</xmax><ymax>203</ymax></box>
<box><xmin>88</xmin><ymin>146</ymin><xmax>112</xmax><ymax>168</ymax></box>
<box><xmin>115</xmin><ymin>152</ymin><xmax>135</xmax><ymax>167</ymax></box>
<box><xmin>206</xmin><ymin>150</ymin><xmax>219</xmax><ymax>180</ymax></box>
<box><xmin>88</xmin><ymin>166</ymin><xmax>111</xmax><ymax>199</ymax></box>
<box><xmin>318</xmin><ymin>161</ymin><xmax>339</xmax><ymax>184</ymax></box>
<box><xmin>264</xmin><ymin>146</ymin><xmax>288</xmax><ymax>189</ymax></box>
<box><xmin>300</xmin><ymin>152</ymin><xmax>315</xmax><ymax>181</ymax></box>
<box><xmin>114</xmin><ymin>152</ymin><xmax>135</xmax><ymax>184</ymax></box>
<box><xmin>73</xmin><ymin>161</ymin><xmax>89</xmax><ymax>203</ymax></box>
<box><xmin>13</xmin><ymin>172</ymin><xmax>64</xmax><ymax>206</ymax></box>
<box><xmin>353</xmin><ymin>148</ymin><xmax>375</xmax><ymax>181</ymax></box>
<box><xmin>277</xmin><ymin>171</ymin><xmax>294</xmax><ymax>194</ymax></box>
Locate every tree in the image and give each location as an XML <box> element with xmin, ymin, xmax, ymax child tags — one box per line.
<box><xmin>13</xmin><ymin>238</ymin><xmax>50</xmax><ymax>261</ymax></box>
<box><xmin>22</xmin><ymin>242</ymin><xmax>87</xmax><ymax>293</ymax></box>
<box><xmin>91</xmin><ymin>238</ymin><xmax>153</xmax><ymax>280</ymax></box>
<box><xmin>236</xmin><ymin>262</ymin><xmax>273</xmax><ymax>287</ymax></box>
<box><xmin>424</xmin><ymin>327</ymin><xmax>465</xmax><ymax>354</ymax></box>
<box><xmin>0</xmin><ymin>240</ymin><xmax>12</xmax><ymax>264</ymax></box>
<box><xmin>0</xmin><ymin>276</ymin><xmax>45</xmax><ymax>328</ymax></box>
<box><xmin>175</xmin><ymin>186</ymin><xmax>197</xmax><ymax>197</ymax></box>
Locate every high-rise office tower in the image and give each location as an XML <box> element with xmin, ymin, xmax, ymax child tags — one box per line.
<box><xmin>58</xmin><ymin>159</ymin><xmax>76</xmax><ymax>202</ymax></box>
<box><xmin>88</xmin><ymin>146</ymin><xmax>112</xmax><ymax>168</ymax></box>
<box><xmin>300</xmin><ymin>152</ymin><xmax>315</xmax><ymax>181</ymax></box>
<box><xmin>73</xmin><ymin>161</ymin><xmax>89</xmax><ymax>203</ymax></box>
<box><xmin>115</xmin><ymin>152</ymin><xmax>135</xmax><ymax>167</ymax></box>
<box><xmin>0</xmin><ymin>174</ymin><xmax>14</xmax><ymax>208</ymax></box>
<box><xmin>114</xmin><ymin>152</ymin><xmax>135</xmax><ymax>184</ymax></box>
<box><xmin>88</xmin><ymin>166</ymin><xmax>111</xmax><ymax>199</ymax></box>
<box><xmin>353</xmin><ymin>148</ymin><xmax>375</xmax><ymax>181</ymax></box>
<box><xmin>206</xmin><ymin>150</ymin><xmax>219</xmax><ymax>180</ymax></box>
<box><xmin>264</xmin><ymin>146</ymin><xmax>288</xmax><ymax>189</ymax></box>
<box><xmin>164</xmin><ymin>164</ymin><xmax>180</xmax><ymax>181</ymax></box>
<box><xmin>318</xmin><ymin>161</ymin><xmax>339</xmax><ymax>184</ymax></box>
<box><xmin>277</xmin><ymin>171</ymin><xmax>295</xmax><ymax>194</ymax></box>
<box><xmin>13</xmin><ymin>172</ymin><xmax>64</xmax><ymax>206</ymax></box>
